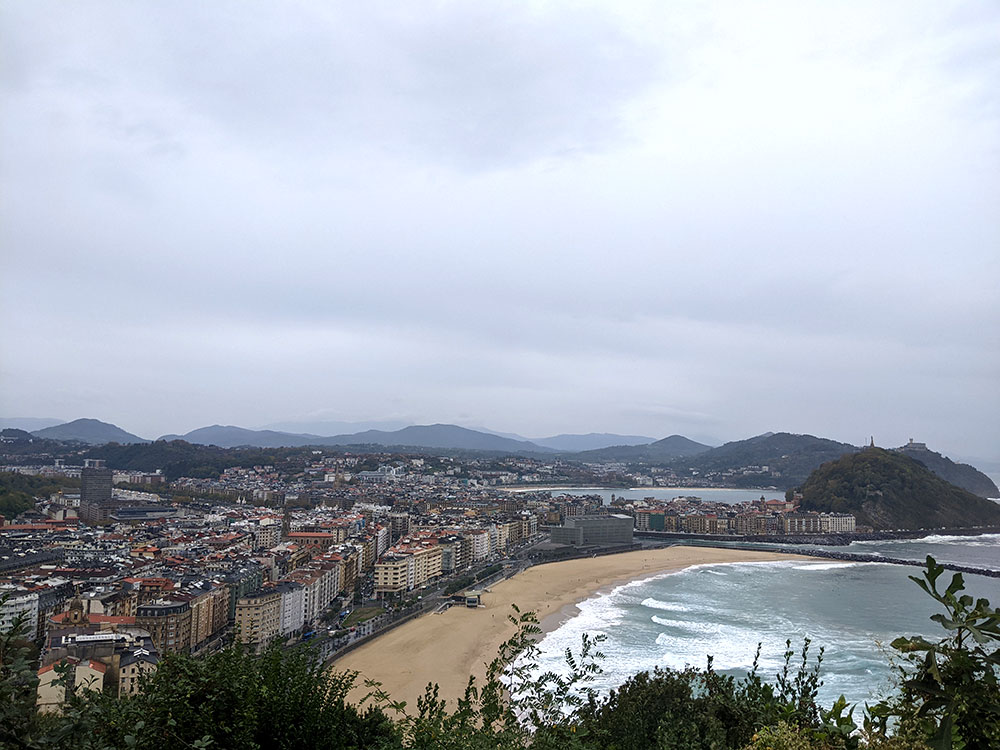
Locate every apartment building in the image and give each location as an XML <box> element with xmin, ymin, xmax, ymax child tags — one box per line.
<box><xmin>550</xmin><ymin>514</ymin><xmax>634</xmax><ymax>547</ymax></box>
<box><xmin>437</xmin><ymin>534</ymin><xmax>472</xmax><ymax>574</ymax></box>
<box><xmin>519</xmin><ymin>514</ymin><xmax>538</xmax><ymax>540</ymax></box>
<box><xmin>466</xmin><ymin>529</ymin><xmax>491</xmax><ymax>561</ymax></box>
<box><xmin>136</xmin><ymin>600</ymin><xmax>192</xmax><ymax>654</ymax></box>
<box><xmin>178</xmin><ymin>582</ymin><xmax>229</xmax><ymax>652</ymax></box>
<box><xmin>374</xmin><ymin>553</ymin><xmax>410</xmax><ymax>596</ymax></box>
<box><xmin>79</xmin><ymin>586</ymin><xmax>137</xmax><ymax>619</ymax></box>
<box><xmin>0</xmin><ymin>584</ymin><xmax>39</xmax><ymax>637</ymax></box>
<box><xmin>783</xmin><ymin>513</ymin><xmax>823</xmax><ymax>534</ymax></box>
<box><xmin>36</xmin><ymin>658</ymin><xmax>106</xmax><ymax>713</ymax></box>
<box><xmin>284</xmin><ymin>562</ymin><xmax>339</xmax><ymax>625</ymax></box>
<box><xmin>117</xmin><ymin>644</ymin><xmax>159</xmax><ymax>696</ymax></box>
<box><xmin>819</xmin><ymin>513</ymin><xmax>856</xmax><ymax>533</ymax></box>
<box><xmin>252</xmin><ymin>523</ymin><xmax>281</xmax><ymax>549</ymax></box>
<box><xmin>275</xmin><ymin>581</ymin><xmax>305</xmax><ymax>635</ymax></box>
<box><xmin>373</xmin><ymin>539</ymin><xmax>443</xmax><ymax>596</ymax></box>
<box><xmin>234</xmin><ymin>588</ymin><xmax>281</xmax><ymax>650</ymax></box>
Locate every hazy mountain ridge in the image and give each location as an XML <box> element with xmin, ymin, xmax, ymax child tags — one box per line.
<box><xmin>532</xmin><ymin>433</ymin><xmax>657</xmax><ymax>451</ymax></box>
<box><xmin>158</xmin><ymin>425</ymin><xmax>324</xmax><ymax>448</ymax></box>
<box><xmin>260</xmin><ymin>418</ymin><xmax>410</xmax><ymax>435</ymax></box>
<box><xmin>32</xmin><ymin>418</ymin><xmax>148</xmax><ymax>445</ymax></box>
<box><xmin>573</xmin><ymin>434</ymin><xmax>713</xmax><ymax>461</ymax></box>
<box><xmin>316</xmin><ymin>424</ymin><xmax>556</xmax><ymax>453</ymax></box>
<box><xmin>895</xmin><ymin>442</ymin><xmax>999</xmax><ymax>499</ymax></box>
<box><xmin>798</xmin><ymin>447</ymin><xmax>1000</xmax><ymax>530</ymax></box>
<box><xmin>0</xmin><ymin>417</ymin><xmax>64</xmax><ymax>431</ymax></box>
<box><xmin>158</xmin><ymin>424</ymin><xmax>659</xmax><ymax>454</ymax></box>
<box><xmin>158</xmin><ymin>423</ymin><xmax>556</xmax><ymax>453</ymax></box>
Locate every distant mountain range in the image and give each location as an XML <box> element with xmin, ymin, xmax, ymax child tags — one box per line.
<box><xmin>329</xmin><ymin>424</ymin><xmax>556</xmax><ymax>453</ymax></box>
<box><xmin>157</xmin><ymin>425</ymin><xmax>664</xmax><ymax>453</ymax></box>
<box><xmin>31</xmin><ymin>418</ymin><xmax>149</xmax><ymax>445</ymax></box>
<box><xmin>10</xmin><ymin>417</ymin><xmax>997</xmax><ymax>496</ymax></box>
<box><xmin>158</xmin><ymin>423</ymin><xmax>558</xmax><ymax>453</ymax></box>
<box><xmin>571</xmin><ymin>432</ymin><xmax>862</xmax><ymax>487</ymax></box>
<box><xmin>17</xmin><ymin>417</ymin><xmax>661</xmax><ymax>453</ymax></box>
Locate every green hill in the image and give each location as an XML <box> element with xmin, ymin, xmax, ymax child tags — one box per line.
<box><xmin>81</xmin><ymin>439</ymin><xmax>285</xmax><ymax>479</ymax></box>
<box><xmin>671</xmin><ymin>432</ymin><xmax>859</xmax><ymax>487</ymax></box>
<box><xmin>798</xmin><ymin>447</ymin><xmax>1000</xmax><ymax>530</ymax></box>
<box><xmin>0</xmin><ymin>471</ymin><xmax>78</xmax><ymax>517</ymax></box>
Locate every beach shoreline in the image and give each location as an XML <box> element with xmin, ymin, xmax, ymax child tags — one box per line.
<box><xmin>332</xmin><ymin>546</ymin><xmax>817</xmax><ymax>709</ymax></box>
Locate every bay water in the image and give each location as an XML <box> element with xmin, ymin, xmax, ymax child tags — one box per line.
<box><xmin>532</xmin><ymin>535</ymin><xmax>1000</xmax><ymax>707</ymax></box>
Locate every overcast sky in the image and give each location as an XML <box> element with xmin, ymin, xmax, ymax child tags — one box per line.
<box><xmin>1</xmin><ymin>1</ymin><xmax>998</xmax><ymax>457</ymax></box>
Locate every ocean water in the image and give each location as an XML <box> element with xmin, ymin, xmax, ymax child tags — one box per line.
<box><xmin>532</xmin><ymin>538</ymin><xmax>1000</xmax><ymax>707</ymax></box>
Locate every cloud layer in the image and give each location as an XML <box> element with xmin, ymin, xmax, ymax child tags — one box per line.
<box><xmin>2</xmin><ymin>1</ymin><xmax>998</xmax><ymax>458</ymax></box>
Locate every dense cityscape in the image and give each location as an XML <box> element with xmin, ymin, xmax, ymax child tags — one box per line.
<box><xmin>0</xmin><ymin>443</ymin><xmax>867</xmax><ymax>712</ymax></box>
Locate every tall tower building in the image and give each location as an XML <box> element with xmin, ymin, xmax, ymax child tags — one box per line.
<box><xmin>388</xmin><ymin>512</ymin><xmax>410</xmax><ymax>543</ymax></box>
<box><xmin>281</xmin><ymin>507</ymin><xmax>291</xmax><ymax>541</ymax></box>
<box><xmin>80</xmin><ymin>467</ymin><xmax>113</xmax><ymax>524</ymax></box>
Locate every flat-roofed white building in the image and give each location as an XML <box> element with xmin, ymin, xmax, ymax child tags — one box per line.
<box><xmin>1</xmin><ymin>585</ymin><xmax>39</xmax><ymax>638</ymax></box>
<box><xmin>275</xmin><ymin>581</ymin><xmax>305</xmax><ymax>635</ymax></box>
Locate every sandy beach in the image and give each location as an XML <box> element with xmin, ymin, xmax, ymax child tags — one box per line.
<box><xmin>332</xmin><ymin>546</ymin><xmax>813</xmax><ymax>709</ymax></box>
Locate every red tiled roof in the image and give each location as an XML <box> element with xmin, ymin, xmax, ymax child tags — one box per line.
<box><xmin>39</xmin><ymin>658</ymin><xmax>108</xmax><ymax>675</ymax></box>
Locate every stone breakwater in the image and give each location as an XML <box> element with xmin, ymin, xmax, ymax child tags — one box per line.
<box><xmin>635</xmin><ymin>526</ymin><xmax>1000</xmax><ymax>547</ymax></box>
<box><xmin>638</xmin><ymin>539</ymin><xmax>1000</xmax><ymax>579</ymax></box>
<box><xmin>772</xmin><ymin>547</ymin><xmax>1000</xmax><ymax>578</ymax></box>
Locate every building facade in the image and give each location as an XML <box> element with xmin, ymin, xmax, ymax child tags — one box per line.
<box><xmin>550</xmin><ymin>514</ymin><xmax>634</xmax><ymax>547</ymax></box>
<box><xmin>234</xmin><ymin>588</ymin><xmax>281</xmax><ymax>650</ymax></box>
<box><xmin>136</xmin><ymin>600</ymin><xmax>192</xmax><ymax>654</ymax></box>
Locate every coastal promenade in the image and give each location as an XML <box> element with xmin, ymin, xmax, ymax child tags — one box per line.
<box><xmin>329</xmin><ymin>546</ymin><xmax>812</xmax><ymax>709</ymax></box>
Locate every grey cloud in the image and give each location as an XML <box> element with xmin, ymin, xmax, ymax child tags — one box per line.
<box><xmin>2</xmin><ymin>1</ymin><xmax>998</xmax><ymax>459</ymax></box>
<box><xmin>4</xmin><ymin>1</ymin><xmax>661</xmax><ymax>172</ymax></box>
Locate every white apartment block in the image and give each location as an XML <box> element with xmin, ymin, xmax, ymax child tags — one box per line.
<box><xmin>276</xmin><ymin>582</ymin><xmax>305</xmax><ymax>635</ymax></box>
<box><xmin>467</xmin><ymin>529</ymin><xmax>491</xmax><ymax>561</ymax></box>
<box><xmin>819</xmin><ymin>513</ymin><xmax>857</xmax><ymax>533</ymax></box>
<box><xmin>0</xmin><ymin>585</ymin><xmax>39</xmax><ymax>638</ymax></box>
<box><xmin>373</xmin><ymin>525</ymin><xmax>390</xmax><ymax>557</ymax></box>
